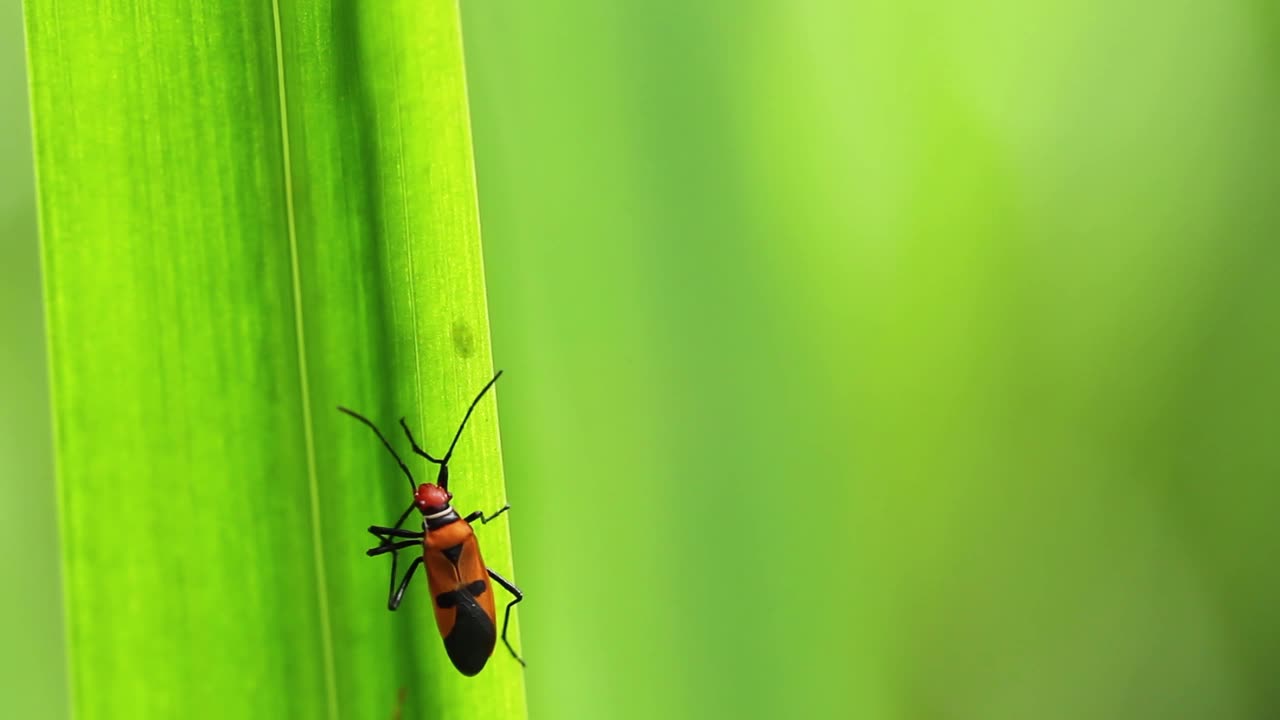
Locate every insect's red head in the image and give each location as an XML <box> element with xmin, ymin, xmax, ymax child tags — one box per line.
<box><xmin>414</xmin><ymin>483</ymin><xmax>452</xmax><ymax>512</ymax></box>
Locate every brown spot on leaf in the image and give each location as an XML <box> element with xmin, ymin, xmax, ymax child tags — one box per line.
<box><xmin>452</xmin><ymin>321</ymin><xmax>475</xmax><ymax>358</ymax></box>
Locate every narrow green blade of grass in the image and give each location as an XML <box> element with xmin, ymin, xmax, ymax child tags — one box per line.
<box><xmin>25</xmin><ymin>0</ymin><xmax>525</xmax><ymax>717</ymax></box>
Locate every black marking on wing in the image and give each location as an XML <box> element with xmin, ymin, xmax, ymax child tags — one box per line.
<box><xmin>442</xmin><ymin>589</ymin><xmax>496</xmax><ymax>671</ymax></box>
<box><xmin>442</xmin><ymin>543</ymin><xmax>464</xmax><ymax>566</ymax></box>
<box><xmin>439</xmin><ymin>581</ymin><xmax>496</xmax><ymax>675</ymax></box>
<box><xmin>435</xmin><ymin>580</ymin><xmax>487</xmax><ymax>609</ymax></box>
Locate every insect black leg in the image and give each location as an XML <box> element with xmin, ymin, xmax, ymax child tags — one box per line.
<box><xmin>379</xmin><ymin>542</ymin><xmax>409</xmax><ymax>610</ymax></box>
<box><xmin>368</xmin><ymin>526</ymin><xmax>424</xmax><ymax>540</ymax></box>
<box><xmin>389</xmin><ymin>556</ymin><xmax>424</xmax><ymax>611</ymax></box>
<box><xmin>366</xmin><ymin>539</ymin><xmax>421</xmax><ymax>558</ymax></box>
<box><xmin>486</xmin><ymin>568</ymin><xmax>526</xmax><ymax>666</ymax></box>
<box><xmin>369</xmin><ymin>501</ymin><xmax>423</xmax><ymax>556</ymax></box>
<box><xmin>463</xmin><ymin>504</ymin><xmax>511</xmax><ymax>525</ymax></box>
<box><xmin>367</xmin><ymin>501</ymin><xmax>422</xmax><ymax>546</ymax></box>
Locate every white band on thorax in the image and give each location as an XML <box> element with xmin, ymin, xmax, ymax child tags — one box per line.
<box><xmin>424</xmin><ymin>505</ymin><xmax>454</xmax><ymax>521</ymax></box>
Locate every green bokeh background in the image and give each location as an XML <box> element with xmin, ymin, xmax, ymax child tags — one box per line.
<box><xmin>6</xmin><ymin>1</ymin><xmax>1280</xmax><ymax>718</ymax></box>
<box><xmin>2</xmin><ymin>0</ymin><xmax>64</xmax><ymax>717</ymax></box>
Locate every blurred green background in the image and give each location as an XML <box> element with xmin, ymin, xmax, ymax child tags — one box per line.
<box><xmin>6</xmin><ymin>0</ymin><xmax>1280</xmax><ymax>718</ymax></box>
<box><xmin>2</xmin><ymin>0</ymin><xmax>65</xmax><ymax>717</ymax></box>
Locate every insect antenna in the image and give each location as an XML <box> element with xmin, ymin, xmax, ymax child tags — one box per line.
<box><xmin>338</xmin><ymin>406</ymin><xmax>417</xmax><ymax>493</ymax></box>
<box><xmin>442</xmin><ymin>370</ymin><xmax>503</xmax><ymax>464</ymax></box>
<box><xmin>392</xmin><ymin>371</ymin><xmax>504</xmax><ymax>491</ymax></box>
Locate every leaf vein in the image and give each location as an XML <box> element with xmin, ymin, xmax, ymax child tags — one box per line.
<box><xmin>270</xmin><ymin>3</ymin><xmax>340</xmax><ymax>718</ymax></box>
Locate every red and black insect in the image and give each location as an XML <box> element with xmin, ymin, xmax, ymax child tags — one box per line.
<box><xmin>338</xmin><ymin>371</ymin><xmax>524</xmax><ymax>676</ymax></box>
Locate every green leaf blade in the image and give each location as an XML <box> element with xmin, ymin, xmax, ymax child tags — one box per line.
<box><xmin>27</xmin><ymin>0</ymin><xmax>524</xmax><ymax>716</ymax></box>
